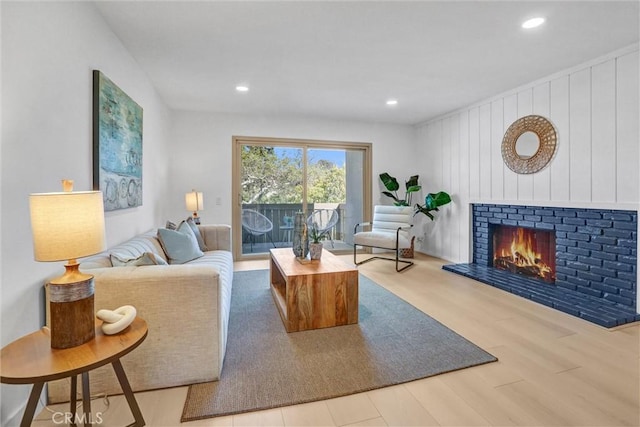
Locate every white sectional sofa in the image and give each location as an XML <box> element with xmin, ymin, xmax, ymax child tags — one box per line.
<box><xmin>47</xmin><ymin>224</ymin><xmax>234</xmax><ymax>403</ymax></box>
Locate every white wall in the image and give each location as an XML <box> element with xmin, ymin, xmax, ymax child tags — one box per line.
<box><xmin>415</xmin><ymin>46</ymin><xmax>639</xmax><ymax>313</ymax></box>
<box><xmin>0</xmin><ymin>3</ymin><xmax>172</xmax><ymax>424</ymax></box>
<box><xmin>168</xmin><ymin>111</ymin><xmax>417</xmax><ymax>225</ymax></box>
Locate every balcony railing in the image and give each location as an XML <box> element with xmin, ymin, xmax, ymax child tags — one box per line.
<box><xmin>241</xmin><ymin>203</ymin><xmax>346</xmax><ymax>245</ymax></box>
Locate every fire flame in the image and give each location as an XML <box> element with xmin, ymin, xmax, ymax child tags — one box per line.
<box><xmin>497</xmin><ymin>228</ymin><xmax>552</xmax><ymax>279</ymax></box>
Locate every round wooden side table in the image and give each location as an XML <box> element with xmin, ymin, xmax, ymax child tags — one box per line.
<box><xmin>1</xmin><ymin>317</ymin><xmax>148</xmax><ymax>427</ymax></box>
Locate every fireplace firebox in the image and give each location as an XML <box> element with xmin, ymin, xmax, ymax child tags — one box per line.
<box><xmin>491</xmin><ymin>225</ymin><xmax>556</xmax><ymax>283</ymax></box>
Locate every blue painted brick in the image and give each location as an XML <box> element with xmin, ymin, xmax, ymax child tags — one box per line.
<box><xmin>557</xmin><ymin>238</ymin><xmax>577</xmax><ymax>247</ymax></box>
<box><xmin>603</xmin><ymin>261</ymin><xmax>633</xmax><ymax>272</ymax></box>
<box><xmin>578</xmin><ymin>271</ymin><xmax>604</xmax><ymax>282</ymax></box>
<box><xmin>567</xmin><ymin>247</ymin><xmax>590</xmax><ymax>256</ymax></box>
<box><xmin>577</xmin><ymin>226</ymin><xmax>603</xmax><ymax>235</ymax></box>
<box><xmin>618</xmin><ymin>255</ymin><xmax>637</xmax><ymax>265</ymax></box>
<box><xmin>536</xmin><ymin>222</ymin><xmax>555</xmax><ymax>230</ymax></box>
<box><xmin>542</xmin><ymin>216</ymin><xmax>563</xmax><ymax>224</ymax></box>
<box><xmin>567</xmin><ymin>232</ymin><xmax>591</xmax><ymax>242</ymax></box>
<box><xmin>557</xmin><ymin>224</ymin><xmax>577</xmax><ymax>232</ymax></box>
<box><xmin>604</xmin><ymin>212</ymin><xmax>633</xmax><ymax>221</ymax></box>
<box><xmin>503</xmin><ymin>208</ymin><xmax>517</xmax><ymax>214</ymax></box>
<box><xmin>589</xmin><ymin>267</ymin><xmax>617</xmax><ymax>278</ymax></box>
<box><xmin>556</xmin><ymin>280</ymin><xmax>577</xmax><ymax>290</ymax></box>
<box><xmin>557</xmin><ymin>252</ymin><xmax>578</xmax><ymax>261</ymax></box>
<box><xmin>502</xmin><ymin>219</ymin><xmax>518</xmax><ymax>226</ymax></box>
<box><xmin>567</xmin><ymin>276</ymin><xmax>590</xmax><ymax>287</ymax></box>
<box><xmin>620</xmin><ymin>289</ymin><xmax>636</xmax><ymax>300</ymax></box>
<box><xmin>556</xmin><ymin>211</ymin><xmax>577</xmax><ymax>218</ymax></box>
<box><xmin>566</xmin><ymin>261</ymin><xmax>590</xmax><ymax>271</ymax></box>
<box><xmin>494</xmin><ymin>213</ymin><xmax>508</xmax><ymax>219</ymax></box>
<box><xmin>475</xmin><ymin>206</ymin><xmax>488</xmax><ymax>212</ymax></box>
<box><xmin>531</xmin><ymin>294</ymin><xmax>554</xmax><ymax>307</ymax></box>
<box><xmin>614</xmin><ymin>221</ymin><xmax>637</xmax><ymax>231</ymax></box>
<box><xmin>604</xmin><ymin>229</ymin><xmax>633</xmax><ymax>239</ymax></box>
<box><xmin>603</xmin><ymin>277</ymin><xmax>633</xmax><ymax>290</ymax></box>
<box><xmin>489</xmin><ymin>207</ymin><xmax>502</xmax><ymax>212</ymax></box>
<box><xmin>480</xmin><ymin>212</ymin><xmax>493</xmax><ymax>217</ymax></box>
<box><xmin>577</xmin><ymin>256</ymin><xmax>602</xmax><ymax>267</ymax></box>
<box><xmin>556</xmin><ymin>273</ymin><xmax>568</xmax><ymax>281</ymax></box>
<box><xmin>617</xmin><ymin>272</ymin><xmax>637</xmax><ymax>282</ymax></box>
<box><xmin>524</xmin><ymin>215</ymin><xmax>542</xmax><ymax>222</ymax></box>
<box><xmin>563</xmin><ymin>218</ymin><xmax>587</xmax><ymax>226</ymax></box>
<box><xmin>577</xmin><ymin>211</ymin><xmax>602</xmax><ymax>219</ymax></box>
<box><xmin>592</xmin><ymin>236</ymin><xmax>618</xmax><ymax>245</ymax></box>
<box><xmin>578</xmin><ymin>241</ymin><xmax>602</xmax><ymax>251</ymax></box>
<box><xmin>587</xmin><ymin>219</ymin><xmax>613</xmax><ymax>228</ymax></box>
<box><xmin>576</xmin><ymin>285</ymin><xmax>604</xmax><ymax>298</ymax></box>
<box><xmin>518</xmin><ymin>208</ymin><xmax>535</xmax><ymax>215</ymax></box>
<box><xmin>556</xmin><ymin>231</ymin><xmax>567</xmax><ymax>238</ymax></box>
<box><xmin>518</xmin><ymin>221</ymin><xmax>535</xmax><ymax>228</ymax></box>
<box><xmin>556</xmin><ymin>266</ymin><xmax>578</xmax><ymax>276</ymax></box>
<box><xmin>603</xmin><ymin>245</ymin><xmax>631</xmax><ymax>255</ymax></box>
<box><xmin>604</xmin><ymin>294</ymin><xmax>634</xmax><ymax>306</ymax></box>
<box><xmin>592</xmin><ymin>282</ymin><xmax>620</xmax><ymax>294</ymax></box>
<box><xmin>488</xmin><ymin>218</ymin><xmax>502</xmax><ymax>224</ymax></box>
<box><xmin>556</xmin><ymin>259</ymin><xmax>567</xmax><ymax>267</ymax></box>
<box><xmin>579</xmin><ymin>312</ymin><xmax>617</xmax><ymax>328</ymax></box>
<box><xmin>556</xmin><ymin>245</ymin><xmax>568</xmax><ymax>253</ymax></box>
<box><xmin>535</xmin><ymin>209</ymin><xmax>555</xmax><ymax>216</ymax></box>
<box><xmin>477</xmin><ymin>217</ymin><xmax>488</xmax><ymax>223</ymax></box>
<box><xmin>508</xmin><ymin>214</ymin><xmax>524</xmax><ymax>220</ymax></box>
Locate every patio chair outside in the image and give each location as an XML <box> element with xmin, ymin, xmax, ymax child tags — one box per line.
<box><xmin>307</xmin><ymin>209</ymin><xmax>339</xmax><ymax>248</ymax></box>
<box><xmin>242</xmin><ymin>208</ymin><xmax>276</xmax><ymax>252</ymax></box>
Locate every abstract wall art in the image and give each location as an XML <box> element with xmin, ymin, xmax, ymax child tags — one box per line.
<box><xmin>93</xmin><ymin>70</ymin><xmax>143</xmax><ymax>211</ymax></box>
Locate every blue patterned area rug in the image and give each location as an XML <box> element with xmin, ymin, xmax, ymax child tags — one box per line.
<box><xmin>182</xmin><ymin>269</ymin><xmax>497</xmax><ymax>421</ymax></box>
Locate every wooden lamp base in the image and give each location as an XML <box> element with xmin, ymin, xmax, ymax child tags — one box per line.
<box><xmin>47</xmin><ymin>262</ymin><xmax>96</xmax><ymax>349</ymax></box>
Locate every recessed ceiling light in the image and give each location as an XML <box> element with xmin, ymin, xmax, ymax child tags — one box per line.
<box><xmin>236</xmin><ymin>85</ymin><xmax>249</xmax><ymax>92</ymax></box>
<box><xmin>522</xmin><ymin>17</ymin><xmax>545</xmax><ymax>29</ymax></box>
<box><xmin>386</xmin><ymin>99</ymin><xmax>398</xmax><ymax>106</ymax></box>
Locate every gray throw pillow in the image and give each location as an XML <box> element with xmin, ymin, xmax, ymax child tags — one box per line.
<box><xmin>186</xmin><ymin>217</ymin><xmax>208</xmax><ymax>252</ymax></box>
<box><xmin>157</xmin><ymin>222</ymin><xmax>204</xmax><ymax>264</ymax></box>
<box><xmin>110</xmin><ymin>252</ymin><xmax>168</xmax><ymax>267</ymax></box>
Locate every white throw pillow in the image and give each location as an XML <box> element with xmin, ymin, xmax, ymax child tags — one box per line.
<box><xmin>110</xmin><ymin>252</ymin><xmax>168</xmax><ymax>267</ymax></box>
<box><xmin>157</xmin><ymin>222</ymin><xmax>204</xmax><ymax>264</ymax></box>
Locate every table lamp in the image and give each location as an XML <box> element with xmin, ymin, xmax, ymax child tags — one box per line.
<box><xmin>29</xmin><ymin>180</ymin><xmax>106</xmax><ymax>349</ymax></box>
<box><xmin>185</xmin><ymin>190</ymin><xmax>204</xmax><ymax>224</ymax></box>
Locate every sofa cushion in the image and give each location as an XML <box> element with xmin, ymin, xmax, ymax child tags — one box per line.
<box><xmin>157</xmin><ymin>222</ymin><xmax>204</xmax><ymax>264</ymax></box>
<box><xmin>81</xmin><ymin>229</ymin><xmax>168</xmax><ymax>269</ymax></box>
<box><xmin>186</xmin><ymin>217</ymin><xmax>208</xmax><ymax>252</ymax></box>
<box><xmin>110</xmin><ymin>252</ymin><xmax>168</xmax><ymax>267</ymax></box>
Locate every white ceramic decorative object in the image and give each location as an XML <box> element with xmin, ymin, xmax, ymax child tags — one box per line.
<box><xmin>96</xmin><ymin>305</ymin><xmax>137</xmax><ymax>335</ymax></box>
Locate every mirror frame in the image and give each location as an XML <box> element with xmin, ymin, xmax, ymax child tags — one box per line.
<box><xmin>501</xmin><ymin>115</ymin><xmax>557</xmax><ymax>174</ymax></box>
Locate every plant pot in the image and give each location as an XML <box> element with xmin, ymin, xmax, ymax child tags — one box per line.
<box><xmin>309</xmin><ymin>242</ymin><xmax>323</xmax><ymax>260</ymax></box>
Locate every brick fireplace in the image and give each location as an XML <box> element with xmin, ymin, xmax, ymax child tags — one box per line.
<box><xmin>443</xmin><ymin>204</ymin><xmax>639</xmax><ymax>327</ymax></box>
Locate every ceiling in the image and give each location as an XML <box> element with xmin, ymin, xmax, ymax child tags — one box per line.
<box><xmin>95</xmin><ymin>1</ymin><xmax>639</xmax><ymax>125</ymax></box>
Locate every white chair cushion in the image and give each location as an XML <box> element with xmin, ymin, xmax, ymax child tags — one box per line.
<box><xmin>354</xmin><ymin>231</ymin><xmax>411</xmax><ymax>250</ymax></box>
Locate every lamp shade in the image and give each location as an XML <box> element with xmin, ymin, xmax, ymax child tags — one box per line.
<box><xmin>30</xmin><ymin>191</ymin><xmax>106</xmax><ymax>262</ymax></box>
<box><xmin>185</xmin><ymin>191</ymin><xmax>204</xmax><ymax>212</ymax></box>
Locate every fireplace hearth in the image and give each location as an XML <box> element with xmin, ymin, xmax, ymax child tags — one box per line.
<box><xmin>443</xmin><ymin>204</ymin><xmax>639</xmax><ymax>328</ymax></box>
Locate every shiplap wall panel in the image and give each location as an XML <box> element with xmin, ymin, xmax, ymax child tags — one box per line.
<box><xmin>617</xmin><ymin>51</ymin><xmax>639</xmax><ymax>203</ymax></box>
<box><xmin>479</xmin><ymin>104</ymin><xmax>492</xmax><ymax>199</ymax></box>
<box><xmin>591</xmin><ymin>60</ymin><xmax>617</xmax><ymax>203</ymax></box>
<box><xmin>469</xmin><ymin>107</ymin><xmax>481</xmax><ymax>199</ymax></box>
<box><xmin>459</xmin><ymin>110</ymin><xmax>471</xmax><ymax>262</ymax></box>
<box><xmin>569</xmin><ymin>68</ymin><xmax>592</xmax><ymax>201</ymax></box>
<box><xmin>416</xmin><ymin>48</ymin><xmax>638</xmax><ymax>263</ymax></box>
<box><xmin>517</xmin><ymin>90</ymin><xmax>535</xmax><ymax>200</ymax></box>
<box><xmin>503</xmin><ymin>94</ymin><xmax>519</xmax><ymax>200</ymax></box>
<box><xmin>550</xmin><ymin>76</ymin><xmax>571</xmax><ymax>201</ymax></box>
<box><xmin>533</xmin><ymin>82</ymin><xmax>551</xmax><ymax>200</ymax></box>
<box><xmin>491</xmin><ymin>100</ymin><xmax>504</xmax><ymax>200</ymax></box>
<box><xmin>449</xmin><ymin>115</ymin><xmax>461</xmax><ymax>262</ymax></box>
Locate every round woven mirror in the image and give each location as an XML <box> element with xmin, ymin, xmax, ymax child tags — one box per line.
<box><xmin>502</xmin><ymin>115</ymin><xmax>557</xmax><ymax>174</ymax></box>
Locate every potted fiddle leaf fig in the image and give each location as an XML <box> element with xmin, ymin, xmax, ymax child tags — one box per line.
<box><xmin>379</xmin><ymin>173</ymin><xmax>421</xmax><ymax>206</ymax></box>
<box><xmin>379</xmin><ymin>173</ymin><xmax>451</xmax><ymax>220</ymax></box>
<box><xmin>415</xmin><ymin>191</ymin><xmax>452</xmax><ymax>220</ymax></box>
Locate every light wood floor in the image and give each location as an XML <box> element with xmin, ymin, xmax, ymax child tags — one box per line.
<box><xmin>34</xmin><ymin>253</ymin><xmax>640</xmax><ymax>426</ymax></box>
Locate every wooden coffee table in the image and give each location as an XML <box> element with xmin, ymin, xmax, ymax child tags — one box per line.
<box><xmin>270</xmin><ymin>248</ymin><xmax>358</xmax><ymax>332</ymax></box>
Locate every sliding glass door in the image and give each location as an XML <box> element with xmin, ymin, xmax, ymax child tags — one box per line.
<box><xmin>232</xmin><ymin>137</ymin><xmax>371</xmax><ymax>259</ymax></box>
